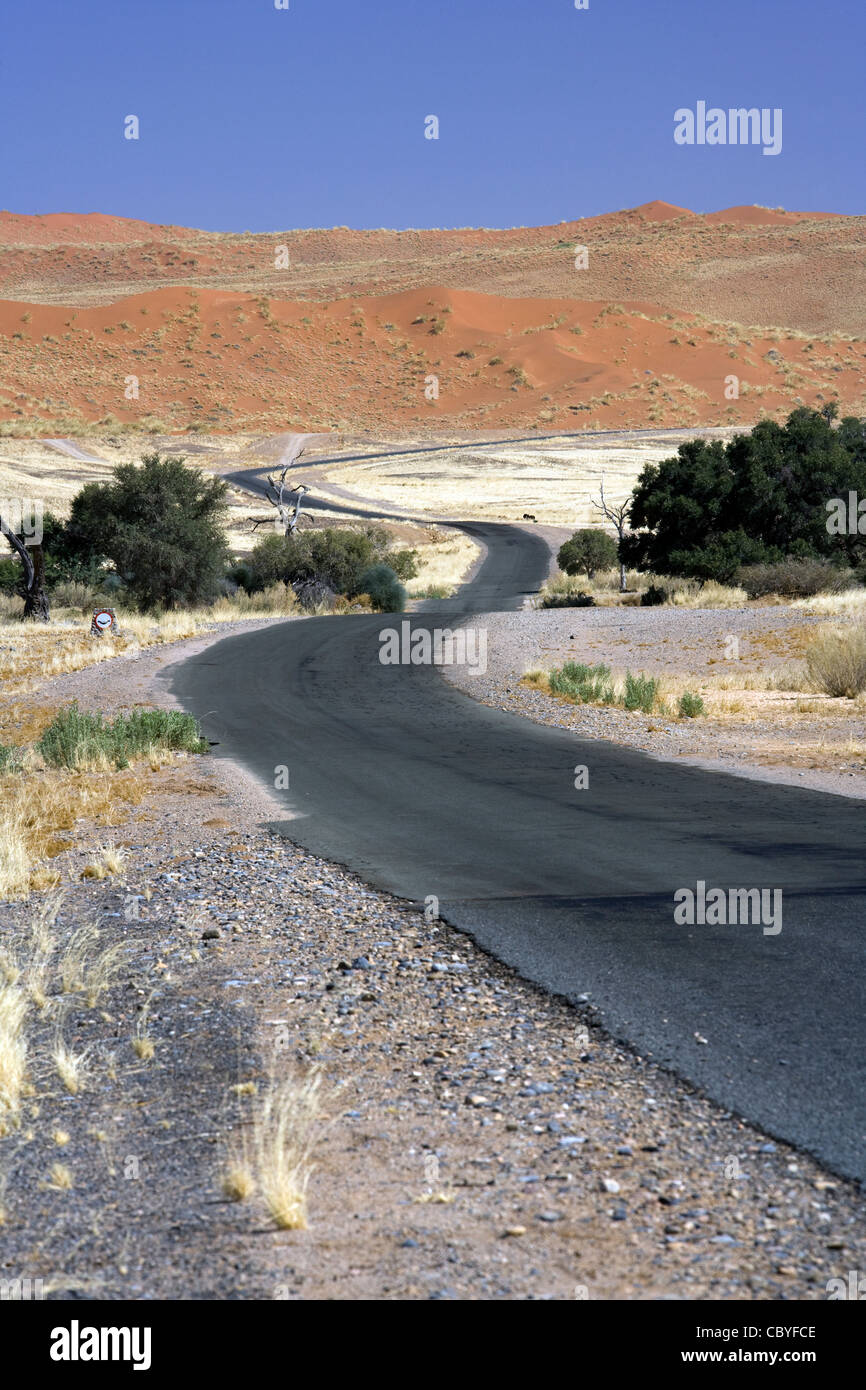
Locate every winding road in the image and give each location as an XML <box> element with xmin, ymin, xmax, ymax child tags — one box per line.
<box><xmin>168</xmin><ymin>462</ymin><xmax>866</xmax><ymax>1182</ymax></box>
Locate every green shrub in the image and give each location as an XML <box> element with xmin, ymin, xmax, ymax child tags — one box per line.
<box><xmin>37</xmin><ymin>704</ymin><xmax>208</xmax><ymax>770</ymax></box>
<box><xmin>557</xmin><ymin>529</ymin><xmax>618</xmax><ymax>580</ymax></box>
<box><xmin>678</xmin><ymin>691</ymin><xmax>706</xmax><ymax>718</ymax></box>
<box><xmin>249</xmin><ymin>524</ymin><xmax>416</xmax><ymax>599</ymax></box>
<box><xmin>0</xmin><ymin>556</ymin><xmax>20</xmax><ymax>594</ymax></box>
<box><xmin>542</xmin><ymin>591</ymin><xmax>596</xmax><ymax>608</ymax></box>
<box><xmin>736</xmin><ymin>558</ymin><xmax>856</xmax><ymax>599</ymax></box>
<box><xmin>640</xmin><ymin>583</ymin><xmax>668</xmax><ymax>607</ymax></box>
<box><xmin>357</xmin><ymin>564</ymin><xmax>406</xmax><ymax>612</ymax></box>
<box><xmin>623</xmin><ymin>673</ymin><xmax>659</xmax><ymax>713</ymax></box>
<box><xmin>549</xmin><ymin>662</ymin><xmax>614</xmax><ymax>704</ymax></box>
<box><xmin>68</xmin><ymin>454</ymin><xmax>229</xmax><ymax>610</ymax></box>
<box><xmin>0</xmin><ymin>743</ymin><xmax>24</xmax><ymax>774</ymax></box>
<box><xmin>623</xmin><ymin>408</ymin><xmax>866</xmax><ymax>582</ymax></box>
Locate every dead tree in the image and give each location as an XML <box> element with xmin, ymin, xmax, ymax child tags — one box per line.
<box><xmin>0</xmin><ymin>514</ymin><xmax>49</xmax><ymax>621</ymax></box>
<box><xmin>590</xmin><ymin>475</ymin><xmax>630</xmax><ymax>594</ymax></box>
<box><xmin>261</xmin><ymin>460</ymin><xmax>311</xmax><ymax>535</ymax></box>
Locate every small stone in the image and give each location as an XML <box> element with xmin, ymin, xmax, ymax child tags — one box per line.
<box><xmin>611</xmin><ymin>1207</ymin><xmax>628</xmax><ymax>1222</ymax></box>
<box><xmin>601</xmin><ymin>1178</ymin><xmax>621</xmax><ymax>1195</ymax></box>
<box><xmin>400</xmin><ymin>1238</ymin><xmax>419</xmax><ymax>1249</ymax></box>
<box><xmin>201</xmin><ymin>927</ymin><xmax>220</xmax><ymax>940</ymax></box>
<box><xmin>536</xmin><ymin>1211</ymin><xmax>562</xmax><ymax>1223</ymax></box>
<box><xmin>616</xmin><ymin>1145</ymin><xmax>633</xmax><ymax>1156</ymax></box>
<box><xmin>503</xmin><ymin>1226</ymin><xmax>527</xmax><ymax>1238</ymax></box>
<box><xmin>466</xmin><ymin>1094</ymin><xmax>488</xmax><ymax>1108</ymax></box>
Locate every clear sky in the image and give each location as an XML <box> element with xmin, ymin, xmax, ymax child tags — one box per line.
<box><xmin>2</xmin><ymin>0</ymin><xmax>862</xmax><ymax>231</ymax></box>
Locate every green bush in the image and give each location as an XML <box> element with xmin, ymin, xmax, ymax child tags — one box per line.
<box><xmin>37</xmin><ymin>704</ymin><xmax>208</xmax><ymax>770</ymax></box>
<box><xmin>640</xmin><ymin>583</ymin><xmax>668</xmax><ymax>607</ymax></box>
<box><xmin>249</xmin><ymin>524</ymin><xmax>416</xmax><ymax>599</ymax></box>
<box><xmin>68</xmin><ymin>454</ymin><xmax>229</xmax><ymax>610</ymax></box>
<box><xmin>357</xmin><ymin>564</ymin><xmax>406</xmax><ymax>612</ymax></box>
<box><xmin>623</xmin><ymin>408</ymin><xmax>866</xmax><ymax>582</ymax></box>
<box><xmin>678</xmin><ymin>691</ymin><xmax>706</xmax><ymax>718</ymax></box>
<box><xmin>549</xmin><ymin>661</ymin><xmax>615</xmax><ymax>704</ymax></box>
<box><xmin>623</xmin><ymin>672</ymin><xmax>659</xmax><ymax>713</ymax></box>
<box><xmin>542</xmin><ymin>591</ymin><xmax>596</xmax><ymax>608</ymax></box>
<box><xmin>735</xmin><ymin>558</ymin><xmax>856</xmax><ymax>599</ymax></box>
<box><xmin>0</xmin><ymin>742</ymin><xmax>24</xmax><ymax>774</ymax></box>
<box><xmin>557</xmin><ymin>529</ymin><xmax>618</xmax><ymax>579</ymax></box>
<box><xmin>0</xmin><ymin>556</ymin><xmax>19</xmax><ymax>594</ymax></box>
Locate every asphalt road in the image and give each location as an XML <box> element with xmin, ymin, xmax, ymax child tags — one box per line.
<box><xmin>169</xmin><ymin>497</ymin><xmax>866</xmax><ymax>1181</ymax></box>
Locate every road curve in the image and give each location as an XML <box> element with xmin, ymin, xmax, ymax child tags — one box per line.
<box><xmin>168</xmin><ymin>507</ymin><xmax>866</xmax><ymax>1180</ymax></box>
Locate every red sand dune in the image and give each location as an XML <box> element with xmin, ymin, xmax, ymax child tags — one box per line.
<box><xmin>1</xmin><ymin>202</ymin><xmax>862</xmax><ymax>433</ymax></box>
<box><xmin>1</xmin><ymin>276</ymin><xmax>862</xmax><ymax>435</ymax></box>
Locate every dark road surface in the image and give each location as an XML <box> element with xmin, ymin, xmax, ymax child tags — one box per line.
<box><xmin>169</xmin><ymin>485</ymin><xmax>866</xmax><ymax>1180</ymax></box>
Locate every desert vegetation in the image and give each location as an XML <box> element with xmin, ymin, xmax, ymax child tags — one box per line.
<box><xmin>0</xmin><ymin>701</ymin><xmax>209</xmax><ymax>900</ymax></box>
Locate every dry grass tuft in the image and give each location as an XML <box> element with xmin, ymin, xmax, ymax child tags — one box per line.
<box><xmin>0</xmin><ymin>982</ymin><xmax>28</xmax><ymax>1125</ymax></box>
<box><xmin>221</xmin><ymin>1163</ymin><xmax>256</xmax><ymax>1202</ymax></box>
<box><xmin>52</xmin><ymin>1037</ymin><xmax>91</xmax><ymax>1095</ymax></box>
<box><xmin>80</xmin><ymin>844</ymin><xmax>126</xmax><ymax>880</ymax></box>
<box><xmin>254</xmin><ymin>1068</ymin><xmax>326</xmax><ymax>1230</ymax></box>
<box><xmin>44</xmin><ymin>1162</ymin><xmax>73</xmax><ymax>1190</ymax></box>
<box><xmin>806</xmin><ymin>624</ymin><xmax>866</xmax><ymax>699</ymax></box>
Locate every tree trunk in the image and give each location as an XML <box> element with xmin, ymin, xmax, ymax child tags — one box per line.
<box><xmin>23</xmin><ymin>544</ymin><xmax>50</xmax><ymax>621</ymax></box>
<box><xmin>1</xmin><ymin>519</ymin><xmax>50</xmax><ymax>622</ymax></box>
<box><xmin>620</xmin><ymin>560</ymin><xmax>627</xmax><ymax>593</ymax></box>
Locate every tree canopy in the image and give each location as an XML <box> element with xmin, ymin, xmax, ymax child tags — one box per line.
<box><xmin>557</xmin><ymin>529</ymin><xmax>618</xmax><ymax>579</ymax></box>
<box><xmin>68</xmin><ymin>453</ymin><xmax>229</xmax><ymax>609</ymax></box>
<box><xmin>622</xmin><ymin>409</ymin><xmax>866</xmax><ymax>582</ymax></box>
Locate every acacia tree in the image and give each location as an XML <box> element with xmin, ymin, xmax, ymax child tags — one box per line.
<box><xmin>68</xmin><ymin>453</ymin><xmax>229</xmax><ymax>610</ymax></box>
<box><xmin>622</xmin><ymin>409</ymin><xmax>866</xmax><ymax>582</ymax></box>
<box><xmin>0</xmin><ymin>514</ymin><xmax>49</xmax><ymax>621</ymax></box>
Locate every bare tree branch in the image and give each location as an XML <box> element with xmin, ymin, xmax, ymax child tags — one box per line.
<box><xmin>590</xmin><ymin>474</ymin><xmax>630</xmax><ymax>593</ymax></box>
<box><xmin>258</xmin><ymin>452</ymin><xmax>311</xmax><ymax>536</ymax></box>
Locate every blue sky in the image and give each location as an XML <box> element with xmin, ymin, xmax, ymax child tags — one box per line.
<box><xmin>2</xmin><ymin>0</ymin><xmax>862</xmax><ymax>230</ymax></box>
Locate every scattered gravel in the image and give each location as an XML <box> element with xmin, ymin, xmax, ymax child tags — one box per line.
<box><xmin>1</xmin><ymin>621</ymin><xmax>864</xmax><ymax>1300</ymax></box>
<box><xmin>445</xmin><ymin>606</ymin><xmax>866</xmax><ymax>800</ymax></box>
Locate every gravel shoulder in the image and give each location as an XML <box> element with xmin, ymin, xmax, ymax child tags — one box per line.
<box><xmin>444</xmin><ymin>606</ymin><xmax>866</xmax><ymax>801</ymax></box>
<box><xmin>1</xmin><ymin>621</ymin><xmax>864</xmax><ymax>1300</ymax></box>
